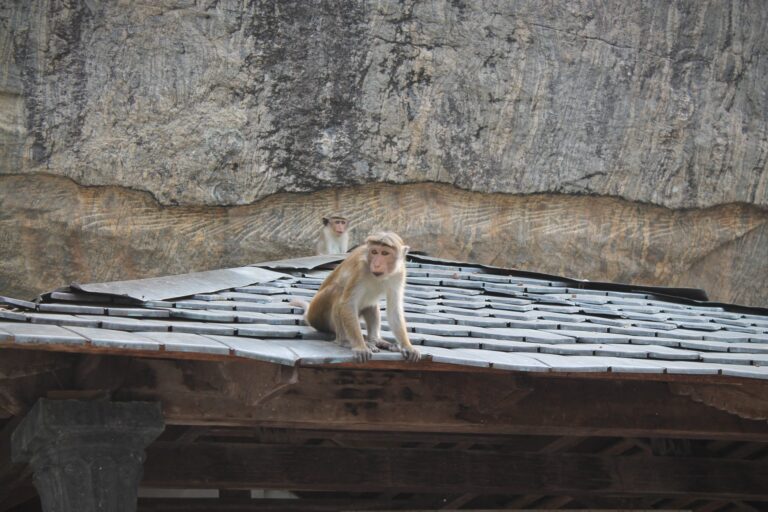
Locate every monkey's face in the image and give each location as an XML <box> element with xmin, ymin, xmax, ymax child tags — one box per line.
<box><xmin>331</xmin><ymin>218</ymin><xmax>348</xmax><ymax>235</ymax></box>
<box><xmin>367</xmin><ymin>243</ymin><xmax>399</xmax><ymax>278</ymax></box>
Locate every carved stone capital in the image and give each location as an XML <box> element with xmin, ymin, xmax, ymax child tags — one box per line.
<box><xmin>12</xmin><ymin>399</ymin><xmax>164</xmax><ymax>512</ymax></box>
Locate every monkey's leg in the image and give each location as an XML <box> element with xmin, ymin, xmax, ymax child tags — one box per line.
<box><xmin>360</xmin><ymin>305</ymin><xmax>393</xmax><ymax>352</ymax></box>
<box><xmin>338</xmin><ymin>302</ymin><xmax>373</xmax><ymax>362</ymax></box>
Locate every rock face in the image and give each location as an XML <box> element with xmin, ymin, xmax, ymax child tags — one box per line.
<box><xmin>1</xmin><ymin>175</ymin><xmax>766</xmax><ymax>307</ymax></box>
<box><xmin>0</xmin><ymin>1</ymin><xmax>766</xmax><ymax>306</ymax></box>
<box><xmin>2</xmin><ymin>0</ymin><xmax>767</xmax><ymax>208</ymax></box>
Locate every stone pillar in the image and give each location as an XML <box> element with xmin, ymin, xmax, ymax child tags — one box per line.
<box><xmin>11</xmin><ymin>399</ymin><xmax>165</xmax><ymax>512</ymax></box>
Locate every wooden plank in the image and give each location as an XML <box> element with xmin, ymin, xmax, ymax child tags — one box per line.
<box><xmin>97</xmin><ymin>357</ymin><xmax>768</xmax><ymax>440</ymax></box>
<box><xmin>137</xmin><ymin>497</ymin><xmax>440</xmax><ymax>511</ymax></box>
<box><xmin>2</xmin><ymin>350</ymin><xmax>768</xmax><ymax>441</ymax></box>
<box><xmin>142</xmin><ymin>442</ymin><xmax>768</xmax><ymax>499</ymax></box>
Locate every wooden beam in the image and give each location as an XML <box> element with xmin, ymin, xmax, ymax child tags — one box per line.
<box><xmin>142</xmin><ymin>442</ymin><xmax>768</xmax><ymax>500</ymax></box>
<box><xmin>2</xmin><ymin>351</ymin><xmax>768</xmax><ymax>440</ymax></box>
<box><xmin>106</xmin><ymin>358</ymin><xmax>768</xmax><ymax>440</ymax></box>
<box><xmin>137</xmin><ymin>497</ymin><xmax>440</xmax><ymax>511</ymax></box>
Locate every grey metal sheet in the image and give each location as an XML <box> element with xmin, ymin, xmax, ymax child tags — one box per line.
<box><xmin>539</xmin><ymin>344</ymin><xmax>599</xmax><ymax>356</ymax></box>
<box><xmin>49</xmin><ymin>291</ymin><xmax>109</xmax><ymax>303</ymax></box>
<box><xmin>580</xmin><ymin>307</ymin><xmax>623</xmax><ymax>317</ymax></box>
<box><xmin>410</xmin><ymin>322</ymin><xmax>472</xmax><ymax>337</ymax></box>
<box><xmin>677</xmin><ymin>339</ymin><xmax>733</xmax><ymax>352</ymax></box>
<box><xmin>0</xmin><ymin>309</ymin><xmax>26</xmax><ymax>321</ymax></box>
<box><xmin>417</xmin><ymin>334</ymin><xmax>482</xmax><ymax>349</ymax></box>
<box><xmin>64</xmin><ymin>326</ymin><xmax>159</xmax><ymax>350</ymax></box>
<box><xmin>234</xmin><ymin>311</ymin><xmax>298</xmax><ymax>325</ymax></box>
<box><xmin>579</xmin><ymin>317</ymin><xmax>628</xmax><ymax>327</ymax></box>
<box><xmin>675</xmin><ymin>322</ymin><xmax>721</xmax><ymax>331</ymax></box>
<box><xmin>608</xmin><ymin>326</ymin><xmax>664</xmax><ymax>337</ymax></box>
<box><xmin>727</xmin><ymin>342</ymin><xmax>768</xmax><ymax>354</ymax></box>
<box><xmin>217</xmin><ymin>292</ymin><xmax>272</xmax><ymax>303</ymax></box>
<box><xmin>93</xmin><ymin>316</ymin><xmax>170</xmax><ymax>332</ymax></box>
<box><xmin>438</xmin><ymin>289</ymin><xmax>485</xmax><ymax>299</ymax></box>
<box><xmin>484</xmin><ymin>283</ymin><xmax>527</xmax><ymax>296</ymax></box>
<box><xmin>436</xmin><ymin>305</ymin><xmax>492</xmax><ymax>316</ymax></box>
<box><xmin>24</xmin><ymin>313</ymin><xmax>101</xmax><ymax>327</ymax></box>
<box><xmin>720</xmin><ymin>364</ymin><xmax>768</xmax><ymax>380</ymax></box>
<box><xmin>232</xmin><ymin>303</ymin><xmax>300</xmax><ymax>314</ymax></box>
<box><xmin>38</xmin><ymin>303</ymin><xmax>106</xmax><ymax>315</ymax></box>
<box><xmin>135</xmin><ymin>331</ymin><xmax>231</xmax><ymax>355</ymax></box>
<box><xmin>701</xmin><ymin>331</ymin><xmax>764</xmax><ymax>343</ymax></box>
<box><xmin>506</xmin><ymin>319</ymin><xmax>559</xmax><ymax>330</ymax></box>
<box><xmin>73</xmin><ymin>266</ymin><xmax>286</xmax><ymax>301</ymax></box>
<box><xmin>631</xmin><ymin>320</ymin><xmax>678</xmax><ymax>331</ymax></box>
<box><xmin>403</xmin><ymin>312</ymin><xmax>452</xmax><ymax>324</ymax></box>
<box><xmin>521</xmin><ymin>353</ymin><xmax>610</xmax><ymax>372</ymax></box>
<box><xmin>477</xmin><ymin>328</ymin><xmax>575</xmax><ymax>344</ymax></box>
<box><xmin>174</xmin><ymin>300</ymin><xmax>236</xmax><ymax>311</ymax></box>
<box><xmin>417</xmin><ymin>346</ymin><xmax>492</xmax><ymax>368</ymax></box>
<box><xmin>167</xmin><ymin>321</ymin><xmax>236</xmax><ymax>336</ymax></box>
<box><xmin>233</xmin><ymin>324</ymin><xmax>303</xmax><ymax>338</ymax></box>
<box><xmin>637</xmin><ymin>359</ymin><xmax>722</xmax><ymax>375</ymax></box>
<box><xmin>699</xmin><ymin>353</ymin><xmax>768</xmax><ymax>366</ymax></box>
<box><xmin>478</xmin><ymin>339</ymin><xmax>543</xmax><ymax>353</ymax></box>
<box><xmin>439</xmin><ymin>278</ymin><xmax>485</xmax><ymax>290</ymax></box>
<box><xmin>252</xmin><ymin>254</ymin><xmax>344</xmax><ymax>270</ymax></box>
<box><xmin>485</xmin><ymin>303</ymin><xmax>532</xmax><ymax>314</ymax></box>
<box><xmin>284</xmin><ymin>288</ymin><xmax>315</xmax><ymax>298</ymax></box>
<box><xmin>457</xmin><ymin>349</ymin><xmax>551</xmax><ymax>372</ymax></box>
<box><xmin>0</xmin><ymin>296</ymin><xmax>36</xmax><ymax>310</ymax></box>
<box><xmin>402</xmin><ymin>303</ymin><xmax>433</xmax><ymax>314</ymax></box>
<box><xmin>270</xmin><ymin>339</ymin><xmax>359</xmax><ymax>365</ymax></box>
<box><xmin>169</xmin><ymin>309</ymin><xmax>237</xmax><ymax>322</ymax></box>
<box><xmin>431</xmin><ymin>313</ymin><xmax>508</xmax><ymax>328</ymax></box>
<box><xmin>106</xmin><ymin>307</ymin><xmax>171</xmax><ymax>318</ymax></box>
<box><xmin>207</xmin><ymin>336</ymin><xmax>299</xmax><ymax>366</ymax></box>
<box><xmin>487</xmin><ymin>296</ymin><xmax>533</xmax><ymax>306</ymax></box>
<box><xmin>551</xmin><ymin>322</ymin><xmax>610</xmax><ymax>333</ymax></box>
<box><xmin>234</xmin><ymin>285</ymin><xmax>289</xmax><ymax>295</ymax></box>
<box><xmin>407</xmin><ymin>277</ymin><xmax>444</xmax><ymax>287</ymax></box>
<box><xmin>0</xmin><ymin>322</ymin><xmax>87</xmax><ymax>346</ymax></box>
<box><xmin>485</xmin><ymin>309</ymin><xmax>529</xmax><ymax>321</ymax></box>
<box><xmin>575</xmin><ymin>356</ymin><xmax>664</xmax><ymax>374</ymax></box>
<box><xmin>406</xmin><ymin>289</ymin><xmax>442</xmax><ymax>300</ymax></box>
<box><xmin>628</xmin><ymin>336</ymin><xmax>682</xmax><ymax>348</ymax></box>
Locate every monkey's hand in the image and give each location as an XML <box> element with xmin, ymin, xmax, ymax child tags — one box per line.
<box><xmin>367</xmin><ymin>337</ymin><xmax>394</xmax><ymax>351</ymax></box>
<box><xmin>401</xmin><ymin>346</ymin><xmax>421</xmax><ymax>362</ymax></box>
<box><xmin>352</xmin><ymin>346</ymin><xmax>373</xmax><ymax>362</ymax></box>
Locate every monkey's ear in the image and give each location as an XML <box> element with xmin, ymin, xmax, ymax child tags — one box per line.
<box><xmin>322</xmin><ymin>217</ymin><xmax>329</xmax><ymax>226</ymax></box>
<box><xmin>402</xmin><ymin>245</ymin><xmax>410</xmax><ymax>256</ymax></box>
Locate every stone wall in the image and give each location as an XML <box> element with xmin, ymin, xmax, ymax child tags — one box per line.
<box><xmin>0</xmin><ymin>1</ymin><xmax>766</xmax><ymax>306</ymax></box>
<box><xmin>1</xmin><ymin>175</ymin><xmax>765</xmax><ymax>306</ymax></box>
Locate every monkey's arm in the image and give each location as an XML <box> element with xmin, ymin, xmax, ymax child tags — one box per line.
<box><xmin>337</xmin><ymin>292</ymin><xmax>373</xmax><ymax>362</ymax></box>
<box><xmin>386</xmin><ymin>288</ymin><xmax>420</xmax><ymax>361</ymax></box>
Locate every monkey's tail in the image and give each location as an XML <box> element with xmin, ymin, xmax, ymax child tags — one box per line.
<box><xmin>289</xmin><ymin>298</ymin><xmax>310</xmax><ymax>325</ymax></box>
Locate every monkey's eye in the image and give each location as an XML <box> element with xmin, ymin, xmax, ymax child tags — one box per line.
<box><xmin>381</xmin><ymin>250</ymin><xmax>390</xmax><ymax>256</ymax></box>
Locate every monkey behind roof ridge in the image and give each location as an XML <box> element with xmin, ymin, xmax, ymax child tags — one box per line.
<box><xmin>292</xmin><ymin>231</ymin><xmax>420</xmax><ymax>363</ymax></box>
<box><xmin>316</xmin><ymin>213</ymin><xmax>349</xmax><ymax>255</ymax></box>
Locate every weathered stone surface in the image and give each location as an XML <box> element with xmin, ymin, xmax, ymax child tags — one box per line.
<box><xmin>1</xmin><ymin>1</ymin><xmax>767</xmax><ymax>208</ymax></box>
<box><xmin>1</xmin><ymin>175</ymin><xmax>765</xmax><ymax>307</ymax></box>
<box><xmin>12</xmin><ymin>399</ymin><xmax>164</xmax><ymax>512</ymax></box>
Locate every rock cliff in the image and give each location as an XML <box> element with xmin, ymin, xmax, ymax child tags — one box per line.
<box><xmin>0</xmin><ymin>1</ymin><xmax>766</xmax><ymax>306</ymax></box>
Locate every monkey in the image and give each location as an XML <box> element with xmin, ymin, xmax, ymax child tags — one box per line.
<box><xmin>292</xmin><ymin>231</ymin><xmax>420</xmax><ymax>363</ymax></box>
<box><xmin>316</xmin><ymin>213</ymin><xmax>350</xmax><ymax>255</ymax></box>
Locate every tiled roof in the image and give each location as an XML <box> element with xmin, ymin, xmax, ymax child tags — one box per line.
<box><xmin>1</xmin><ymin>254</ymin><xmax>768</xmax><ymax>380</ymax></box>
